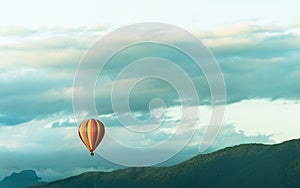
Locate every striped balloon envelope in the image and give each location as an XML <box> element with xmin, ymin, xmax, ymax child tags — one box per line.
<box><xmin>78</xmin><ymin>119</ymin><xmax>105</xmax><ymax>156</ymax></box>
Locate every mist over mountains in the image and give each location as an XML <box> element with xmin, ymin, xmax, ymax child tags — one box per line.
<box><xmin>27</xmin><ymin>138</ymin><xmax>300</xmax><ymax>188</ymax></box>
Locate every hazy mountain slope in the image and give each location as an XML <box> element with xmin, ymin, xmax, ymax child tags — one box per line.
<box><xmin>0</xmin><ymin>170</ymin><xmax>45</xmax><ymax>188</ymax></box>
<box><xmin>30</xmin><ymin>139</ymin><xmax>300</xmax><ymax>188</ymax></box>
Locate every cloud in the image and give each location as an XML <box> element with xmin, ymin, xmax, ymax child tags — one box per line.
<box><xmin>1</xmin><ymin>22</ymin><xmax>300</xmax><ymax>126</ymax></box>
<box><xmin>0</xmin><ymin>68</ymin><xmax>73</xmax><ymax>125</ymax></box>
<box><xmin>197</xmin><ymin>24</ymin><xmax>300</xmax><ymax>103</ymax></box>
<box><xmin>0</xmin><ymin>116</ymin><xmax>119</xmax><ymax>181</ymax></box>
<box><xmin>51</xmin><ymin>118</ymin><xmax>76</xmax><ymax>128</ymax></box>
<box><xmin>165</xmin><ymin>124</ymin><xmax>274</xmax><ymax>165</ymax></box>
<box><xmin>0</xmin><ymin>26</ymin><xmax>35</xmax><ymax>36</ymax></box>
<box><xmin>0</xmin><ymin>102</ymin><xmax>276</xmax><ymax>181</ymax></box>
<box><xmin>0</xmin><ymin>25</ymin><xmax>109</xmax><ymax>69</ymax></box>
<box><xmin>2</xmin><ymin>97</ymin><xmax>299</xmax><ymax>181</ymax></box>
<box><xmin>0</xmin><ymin>25</ymin><xmax>113</xmax><ymax>126</ymax></box>
<box><xmin>0</xmin><ymin>150</ymin><xmax>119</xmax><ymax>182</ymax></box>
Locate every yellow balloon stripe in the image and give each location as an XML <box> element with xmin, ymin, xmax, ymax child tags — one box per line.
<box><xmin>78</xmin><ymin>119</ymin><xmax>105</xmax><ymax>155</ymax></box>
<box><xmin>87</xmin><ymin>120</ymin><xmax>93</xmax><ymax>150</ymax></box>
<box><xmin>79</xmin><ymin>120</ymin><xmax>91</xmax><ymax>150</ymax></box>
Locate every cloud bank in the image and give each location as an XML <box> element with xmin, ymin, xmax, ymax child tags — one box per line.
<box><xmin>0</xmin><ymin>22</ymin><xmax>299</xmax><ymax>181</ymax></box>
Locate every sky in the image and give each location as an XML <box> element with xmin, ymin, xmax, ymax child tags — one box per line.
<box><xmin>0</xmin><ymin>0</ymin><xmax>300</xmax><ymax>182</ymax></box>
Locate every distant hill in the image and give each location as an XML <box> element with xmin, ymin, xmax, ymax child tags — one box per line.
<box><xmin>30</xmin><ymin>139</ymin><xmax>300</xmax><ymax>188</ymax></box>
<box><xmin>0</xmin><ymin>170</ymin><xmax>45</xmax><ymax>188</ymax></box>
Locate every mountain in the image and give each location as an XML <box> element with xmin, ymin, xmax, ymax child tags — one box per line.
<box><xmin>0</xmin><ymin>170</ymin><xmax>45</xmax><ymax>188</ymax></box>
<box><xmin>30</xmin><ymin>139</ymin><xmax>300</xmax><ymax>188</ymax></box>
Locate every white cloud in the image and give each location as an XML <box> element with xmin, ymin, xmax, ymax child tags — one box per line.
<box><xmin>0</xmin><ymin>0</ymin><xmax>299</xmax><ymax>29</ymax></box>
<box><xmin>0</xmin><ymin>117</ymin><xmax>78</xmax><ymax>152</ymax></box>
<box><xmin>0</xmin><ymin>1</ymin><xmax>299</xmax><ymax>183</ymax></box>
<box><xmin>224</xmin><ymin>99</ymin><xmax>300</xmax><ymax>142</ymax></box>
<box><xmin>197</xmin><ymin>22</ymin><xmax>298</xmax><ymax>48</ymax></box>
<box><xmin>0</xmin><ymin>99</ymin><xmax>297</xmax><ymax>153</ymax></box>
<box><xmin>1</xmin><ymin>98</ymin><xmax>298</xmax><ymax>181</ymax></box>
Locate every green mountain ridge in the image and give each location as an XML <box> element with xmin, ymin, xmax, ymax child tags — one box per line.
<box><xmin>29</xmin><ymin>139</ymin><xmax>300</xmax><ymax>188</ymax></box>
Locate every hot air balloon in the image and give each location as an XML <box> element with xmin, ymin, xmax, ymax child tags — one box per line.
<box><xmin>78</xmin><ymin>119</ymin><xmax>105</xmax><ymax>156</ymax></box>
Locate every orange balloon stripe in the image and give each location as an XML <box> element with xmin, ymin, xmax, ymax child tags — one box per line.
<box><xmin>78</xmin><ymin>121</ymin><xmax>86</xmax><ymax>145</ymax></box>
<box><xmin>78</xmin><ymin>119</ymin><xmax>105</xmax><ymax>154</ymax></box>
<box><xmin>79</xmin><ymin>132</ymin><xmax>90</xmax><ymax>150</ymax></box>
<box><xmin>79</xmin><ymin>120</ymin><xmax>91</xmax><ymax>150</ymax></box>
<box><xmin>83</xmin><ymin>121</ymin><xmax>91</xmax><ymax>150</ymax></box>
<box><xmin>90</xmin><ymin>120</ymin><xmax>96</xmax><ymax>150</ymax></box>
<box><xmin>95</xmin><ymin>120</ymin><xmax>102</xmax><ymax>148</ymax></box>
<box><xmin>87</xmin><ymin>120</ymin><xmax>93</xmax><ymax>150</ymax></box>
<box><xmin>93</xmin><ymin>120</ymin><xmax>99</xmax><ymax>149</ymax></box>
<box><xmin>85</xmin><ymin>121</ymin><xmax>91</xmax><ymax>150</ymax></box>
<box><xmin>94</xmin><ymin>120</ymin><xmax>101</xmax><ymax>149</ymax></box>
